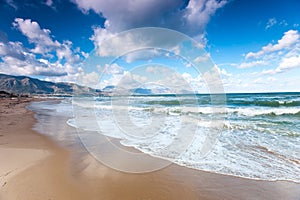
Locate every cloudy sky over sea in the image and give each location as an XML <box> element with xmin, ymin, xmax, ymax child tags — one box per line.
<box><xmin>0</xmin><ymin>0</ymin><xmax>300</xmax><ymax>93</ymax></box>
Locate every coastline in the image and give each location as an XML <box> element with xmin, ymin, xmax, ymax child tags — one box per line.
<box><xmin>0</xmin><ymin>98</ymin><xmax>88</xmax><ymax>200</ymax></box>
<box><xmin>1</xmin><ymin>98</ymin><xmax>300</xmax><ymax>200</ymax></box>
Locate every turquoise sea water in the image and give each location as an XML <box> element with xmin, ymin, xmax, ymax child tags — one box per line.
<box><xmin>30</xmin><ymin>92</ymin><xmax>300</xmax><ymax>182</ymax></box>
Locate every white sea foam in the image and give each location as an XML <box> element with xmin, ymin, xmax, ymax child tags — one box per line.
<box><xmin>30</xmin><ymin>95</ymin><xmax>300</xmax><ymax>183</ymax></box>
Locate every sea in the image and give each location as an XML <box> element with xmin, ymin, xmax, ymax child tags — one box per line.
<box><xmin>28</xmin><ymin>92</ymin><xmax>300</xmax><ymax>182</ymax></box>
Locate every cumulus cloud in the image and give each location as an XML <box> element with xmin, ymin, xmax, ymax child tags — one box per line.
<box><xmin>238</xmin><ymin>60</ymin><xmax>268</xmax><ymax>69</ymax></box>
<box><xmin>221</xmin><ymin>29</ymin><xmax>300</xmax><ymax>91</ymax></box>
<box><xmin>202</xmin><ymin>66</ymin><xmax>225</xmax><ymax>93</ymax></box>
<box><xmin>181</xmin><ymin>72</ymin><xmax>206</xmax><ymax>92</ymax></box>
<box><xmin>103</xmin><ymin>63</ymin><xmax>125</xmax><ymax>75</ymax></box>
<box><xmin>263</xmin><ymin>55</ymin><xmax>300</xmax><ymax>75</ymax></box>
<box><xmin>74</xmin><ymin>0</ymin><xmax>185</xmax><ymax>31</ymax></box>
<box><xmin>77</xmin><ymin>71</ymin><xmax>100</xmax><ymax>87</ymax></box>
<box><xmin>125</xmin><ymin>49</ymin><xmax>163</xmax><ymax>63</ymax></box>
<box><xmin>193</xmin><ymin>53</ymin><xmax>211</xmax><ymax>63</ymax></box>
<box><xmin>145</xmin><ymin>66</ymin><xmax>165</xmax><ymax>74</ymax></box>
<box><xmin>0</xmin><ymin>47</ymin><xmax>67</xmax><ymax>77</ymax></box>
<box><xmin>246</xmin><ymin>30</ymin><xmax>300</xmax><ymax>60</ymax></box>
<box><xmin>0</xmin><ymin>18</ymin><xmax>88</xmax><ymax>82</ymax></box>
<box><xmin>0</xmin><ymin>41</ymin><xmax>26</xmax><ymax>61</ymax></box>
<box><xmin>184</xmin><ymin>0</ymin><xmax>227</xmax><ymax>37</ymax></box>
<box><xmin>56</xmin><ymin>40</ymin><xmax>81</xmax><ymax>64</ymax></box>
<box><xmin>13</xmin><ymin>18</ymin><xmax>84</xmax><ymax>64</ymax></box>
<box><xmin>73</xmin><ymin>0</ymin><xmax>227</xmax><ymax>39</ymax></box>
<box><xmin>89</xmin><ymin>27</ymin><xmax>115</xmax><ymax>56</ymax></box>
<box><xmin>95</xmin><ymin>63</ymin><xmax>213</xmax><ymax>93</ymax></box>
<box><xmin>278</xmin><ymin>55</ymin><xmax>300</xmax><ymax>71</ymax></box>
<box><xmin>13</xmin><ymin>18</ymin><xmax>60</xmax><ymax>54</ymax></box>
<box><xmin>217</xmin><ymin>66</ymin><xmax>232</xmax><ymax>77</ymax></box>
<box><xmin>238</xmin><ymin>29</ymin><xmax>300</xmax><ymax>76</ymax></box>
<box><xmin>90</xmin><ymin>26</ymin><xmax>188</xmax><ymax>58</ymax></box>
<box><xmin>84</xmin><ymin>0</ymin><xmax>227</xmax><ymax>64</ymax></box>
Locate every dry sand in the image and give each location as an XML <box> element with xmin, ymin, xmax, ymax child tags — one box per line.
<box><xmin>0</xmin><ymin>98</ymin><xmax>300</xmax><ymax>200</ymax></box>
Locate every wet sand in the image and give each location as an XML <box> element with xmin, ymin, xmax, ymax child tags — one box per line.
<box><xmin>0</xmin><ymin>98</ymin><xmax>300</xmax><ymax>200</ymax></box>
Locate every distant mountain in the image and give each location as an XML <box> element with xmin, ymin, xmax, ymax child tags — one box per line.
<box><xmin>102</xmin><ymin>85</ymin><xmax>115</xmax><ymax>92</ymax></box>
<box><xmin>0</xmin><ymin>73</ymin><xmax>96</xmax><ymax>96</ymax></box>
<box><xmin>101</xmin><ymin>85</ymin><xmax>172</xmax><ymax>95</ymax></box>
<box><xmin>130</xmin><ymin>88</ymin><xmax>152</xmax><ymax>95</ymax></box>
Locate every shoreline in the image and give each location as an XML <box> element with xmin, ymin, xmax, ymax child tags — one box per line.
<box><xmin>1</xmin><ymin>98</ymin><xmax>300</xmax><ymax>199</ymax></box>
<box><xmin>0</xmin><ymin>98</ymin><xmax>89</xmax><ymax>200</ymax></box>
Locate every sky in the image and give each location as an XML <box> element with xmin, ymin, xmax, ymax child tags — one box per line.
<box><xmin>0</xmin><ymin>0</ymin><xmax>300</xmax><ymax>93</ymax></box>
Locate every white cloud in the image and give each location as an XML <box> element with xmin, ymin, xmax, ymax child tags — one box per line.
<box><xmin>77</xmin><ymin>71</ymin><xmax>100</xmax><ymax>87</ymax></box>
<box><xmin>181</xmin><ymin>72</ymin><xmax>205</xmax><ymax>93</ymax></box>
<box><xmin>261</xmin><ymin>69</ymin><xmax>277</xmax><ymax>75</ymax></box>
<box><xmin>5</xmin><ymin>0</ymin><xmax>17</xmax><ymax>10</ymax></box>
<box><xmin>261</xmin><ymin>63</ymin><xmax>300</xmax><ymax>75</ymax></box>
<box><xmin>246</xmin><ymin>30</ymin><xmax>300</xmax><ymax>60</ymax></box>
<box><xmin>145</xmin><ymin>66</ymin><xmax>161</xmax><ymax>74</ymax></box>
<box><xmin>13</xmin><ymin>18</ymin><xmax>60</xmax><ymax>54</ymax></box>
<box><xmin>96</xmin><ymin>64</ymin><xmax>209</xmax><ymax>93</ymax></box>
<box><xmin>90</xmin><ymin>26</ymin><xmax>187</xmax><ymax>58</ymax></box>
<box><xmin>86</xmin><ymin>0</ymin><xmax>227</xmax><ymax>60</ymax></box>
<box><xmin>0</xmin><ymin>18</ymin><xmax>88</xmax><ymax>82</ymax></box>
<box><xmin>208</xmin><ymin>29</ymin><xmax>300</xmax><ymax>92</ymax></box>
<box><xmin>0</xmin><ymin>41</ymin><xmax>26</xmax><ymax>60</ymax></box>
<box><xmin>90</xmin><ymin>27</ymin><xmax>115</xmax><ymax>56</ymax></box>
<box><xmin>56</xmin><ymin>40</ymin><xmax>81</xmax><ymax>64</ymax></box>
<box><xmin>238</xmin><ymin>60</ymin><xmax>267</xmax><ymax>69</ymax></box>
<box><xmin>0</xmin><ymin>54</ymin><xmax>67</xmax><ymax>77</ymax></box>
<box><xmin>279</xmin><ymin>20</ymin><xmax>288</xmax><ymax>27</ymax></box>
<box><xmin>73</xmin><ymin>0</ymin><xmax>227</xmax><ymax>40</ymax></box>
<box><xmin>193</xmin><ymin>53</ymin><xmax>210</xmax><ymax>63</ymax></box>
<box><xmin>217</xmin><ymin>66</ymin><xmax>232</xmax><ymax>77</ymax></box>
<box><xmin>254</xmin><ymin>77</ymin><xmax>265</xmax><ymax>84</ymax></box>
<box><xmin>150</xmin><ymin>70</ymin><xmax>198</xmax><ymax>93</ymax></box>
<box><xmin>13</xmin><ymin>18</ymin><xmax>84</xmax><ymax>65</ymax></box>
<box><xmin>267</xmin><ymin>77</ymin><xmax>277</xmax><ymax>82</ymax></box>
<box><xmin>81</xmin><ymin>51</ymin><xmax>89</xmax><ymax>59</ymax></box>
<box><xmin>100</xmin><ymin>70</ymin><xmax>149</xmax><ymax>92</ymax></box>
<box><xmin>94</xmin><ymin>63</ymin><xmax>127</xmax><ymax>88</ymax></box>
<box><xmin>265</xmin><ymin>18</ymin><xmax>277</xmax><ymax>29</ymax></box>
<box><xmin>202</xmin><ymin>66</ymin><xmax>226</xmax><ymax>93</ymax></box>
<box><xmin>125</xmin><ymin>49</ymin><xmax>162</xmax><ymax>63</ymax></box>
<box><xmin>277</xmin><ymin>55</ymin><xmax>300</xmax><ymax>71</ymax></box>
<box><xmin>265</xmin><ymin>18</ymin><xmax>288</xmax><ymax>30</ymax></box>
<box><xmin>243</xmin><ymin>30</ymin><xmax>300</xmax><ymax>75</ymax></box>
<box><xmin>103</xmin><ymin>63</ymin><xmax>125</xmax><ymax>75</ymax></box>
<box><xmin>183</xmin><ymin>0</ymin><xmax>227</xmax><ymax>37</ymax></box>
<box><xmin>91</xmin><ymin>26</ymin><xmax>144</xmax><ymax>57</ymax></box>
<box><xmin>45</xmin><ymin>0</ymin><xmax>53</xmax><ymax>7</ymax></box>
<box><xmin>268</xmin><ymin>30</ymin><xmax>299</xmax><ymax>50</ymax></box>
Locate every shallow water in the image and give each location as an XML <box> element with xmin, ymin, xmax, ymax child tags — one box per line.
<box><xmin>29</xmin><ymin>92</ymin><xmax>300</xmax><ymax>182</ymax></box>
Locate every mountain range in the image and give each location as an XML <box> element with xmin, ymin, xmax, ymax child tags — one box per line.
<box><xmin>0</xmin><ymin>73</ymin><xmax>173</xmax><ymax>96</ymax></box>
<box><xmin>0</xmin><ymin>73</ymin><xmax>95</xmax><ymax>96</ymax></box>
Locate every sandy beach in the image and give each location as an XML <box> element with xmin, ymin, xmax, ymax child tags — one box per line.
<box><xmin>0</xmin><ymin>98</ymin><xmax>300</xmax><ymax>200</ymax></box>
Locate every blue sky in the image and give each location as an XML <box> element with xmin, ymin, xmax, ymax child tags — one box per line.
<box><xmin>0</xmin><ymin>0</ymin><xmax>299</xmax><ymax>93</ymax></box>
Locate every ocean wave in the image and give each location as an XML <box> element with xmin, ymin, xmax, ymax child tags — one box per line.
<box><xmin>227</xmin><ymin>100</ymin><xmax>300</xmax><ymax>107</ymax></box>
<box><xmin>73</xmin><ymin>98</ymin><xmax>300</xmax><ymax>119</ymax></box>
<box><xmin>30</xmin><ymin>99</ymin><xmax>300</xmax><ymax>183</ymax></box>
<box><xmin>146</xmin><ymin>106</ymin><xmax>300</xmax><ymax>117</ymax></box>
